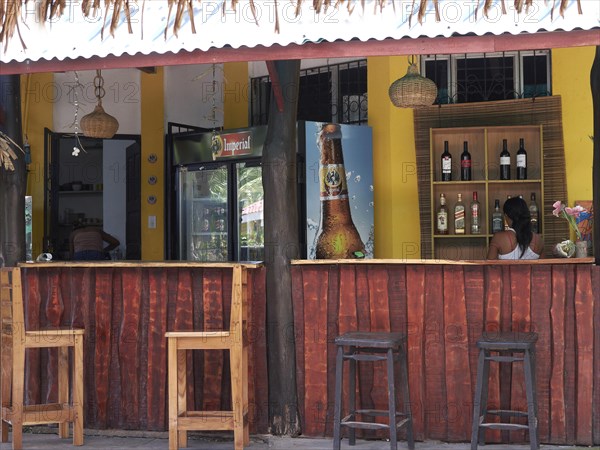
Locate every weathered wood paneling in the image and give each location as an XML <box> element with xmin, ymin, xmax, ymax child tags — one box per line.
<box><xmin>20</xmin><ymin>265</ymin><xmax>267</xmax><ymax>433</ymax></box>
<box><xmin>292</xmin><ymin>262</ymin><xmax>600</xmax><ymax>445</ymax></box>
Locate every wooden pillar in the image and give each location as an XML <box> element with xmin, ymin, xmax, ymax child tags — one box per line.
<box><xmin>262</xmin><ymin>59</ymin><xmax>301</xmax><ymax>435</ymax></box>
<box><xmin>592</xmin><ymin>46</ymin><xmax>600</xmax><ymax>265</ymax></box>
<box><xmin>0</xmin><ymin>75</ymin><xmax>26</xmax><ymax>267</ymax></box>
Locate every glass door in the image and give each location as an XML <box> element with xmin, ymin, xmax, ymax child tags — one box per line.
<box><xmin>178</xmin><ymin>165</ymin><xmax>229</xmax><ymax>261</ymax></box>
<box><xmin>237</xmin><ymin>163</ymin><xmax>264</xmax><ymax>261</ymax></box>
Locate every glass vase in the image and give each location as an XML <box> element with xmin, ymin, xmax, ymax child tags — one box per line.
<box><xmin>575</xmin><ymin>240</ymin><xmax>588</xmax><ymax>258</ymax></box>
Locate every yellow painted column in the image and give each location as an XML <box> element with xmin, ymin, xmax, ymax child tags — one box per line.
<box><xmin>223</xmin><ymin>62</ymin><xmax>249</xmax><ymax>129</ymax></box>
<box><xmin>21</xmin><ymin>73</ymin><xmax>53</xmax><ymax>257</ymax></box>
<box><xmin>368</xmin><ymin>56</ymin><xmax>421</xmax><ymax>259</ymax></box>
<box><xmin>140</xmin><ymin>68</ymin><xmax>165</xmax><ymax>260</ymax></box>
<box><xmin>552</xmin><ymin>47</ymin><xmax>595</xmax><ymax>206</ymax></box>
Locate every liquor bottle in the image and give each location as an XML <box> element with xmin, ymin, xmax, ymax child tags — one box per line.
<box><xmin>441</xmin><ymin>141</ymin><xmax>452</xmax><ymax>181</ymax></box>
<box><xmin>436</xmin><ymin>193</ymin><xmax>449</xmax><ymax>235</ymax></box>
<box><xmin>529</xmin><ymin>192</ymin><xmax>539</xmax><ymax>233</ymax></box>
<box><xmin>500</xmin><ymin>139</ymin><xmax>511</xmax><ymax>180</ymax></box>
<box><xmin>492</xmin><ymin>199</ymin><xmax>503</xmax><ymax>233</ymax></box>
<box><xmin>461</xmin><ymin>141</ymin><xmax>472</xmax><ymax>181</ymax></box>
<box><xmin>470</xmin><ymin>191</ymin><xmax>481</xmax><ymax>234</ymax></box>
<box><xmin>454</xmin><ymin>193</ymin><xmax>465</xmax><ymax>234</ymax></box>
<box><xmin>516</xmin><ymin>138</ymin><xmax>527</xmax><ymax>180</ymax></box>
<box><xmin>314</xmin><ymin>123</ymin><xmax>365</xmax><ymax>259</ymax></box>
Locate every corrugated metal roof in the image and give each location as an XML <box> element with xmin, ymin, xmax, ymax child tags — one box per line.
<box><xmin>1</xmin><ymin>0</ymin><xmax>598</xmax><ymax>65</ymax></box>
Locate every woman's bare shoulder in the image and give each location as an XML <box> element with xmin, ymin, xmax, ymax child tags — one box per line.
<box><xmin>532</xmin><ymin>233</ymin><xmax>544</xmax><ymax>253</ymax></box>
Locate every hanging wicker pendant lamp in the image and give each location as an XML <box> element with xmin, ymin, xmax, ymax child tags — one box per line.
<box><xmin>80</xmin><ymin>70</ymin><xmax>119</xmax><ymax>138</ymax></box>
<box><xmin>389</xmin><ymin>56</ymin><xmax>438</xmax><ymax>108</ymax></box>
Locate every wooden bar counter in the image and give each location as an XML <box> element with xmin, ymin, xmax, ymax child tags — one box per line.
<box><xmin>17</xmin><ymin>261</ymin><xmax>268</xmax><ymax>433</ymax></box>
<box><xmin>291</xmin><ymin>258</ymin><xmax>600</xmax><ymax>446</ymax></box>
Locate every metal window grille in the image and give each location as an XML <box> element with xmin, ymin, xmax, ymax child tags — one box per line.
<box><xmin>250</xmin><ymin>60</ymin><xmax>368</xmax><ymax>126</ymax></box>
<box><xmin>422</xmin><ymin>50</ymin><xmax>551</xmax><ymax>104</ymax></box>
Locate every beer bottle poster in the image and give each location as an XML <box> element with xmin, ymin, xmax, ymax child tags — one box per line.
<box><xmin>304</xmin><ymin>121</ymin><xmax>374</xmax><ymax>259</ymax></box>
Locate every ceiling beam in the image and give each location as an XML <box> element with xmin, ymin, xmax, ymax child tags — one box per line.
<box><xmin>1</xmin><ymin>29</ymin><xmax>598</xmax><ymax>75</ymax></box>
<box><xmin>137</xmin><ymin>67</ymin><xmax>157</xmax><ymax>74</ymax></box>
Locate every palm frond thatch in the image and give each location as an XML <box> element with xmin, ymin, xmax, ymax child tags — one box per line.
<box><xmin>0</xmin><ymin>131</ymin><xmax>24</xmax><ymax>171</ymax></box>
<box><xmin>0</xmin><ymin>0</ymin><xmax>584</xmax><ymax>47</ymax></box>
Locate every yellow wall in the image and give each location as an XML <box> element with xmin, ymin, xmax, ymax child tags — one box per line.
<box><xmin>140</xmin><ymin>68</ymin><xmax>165</xmax><ymax>260</ymax></box>
<box><xmin>368</xmin><ymin>48</ymin><xmax>596</xmax><ymax>258</ymax></box>
<box><xmin>368</xmin><ymin>56</ymin><xmax>421</xmax><ymax>259</ymax></box>
<box><xmin>21</xmin><ymin>73</ymin><xmax>53</xmax><ymax>257</ymax></box>
<box><xmin>224</xmin><ymin>62</ymin><xmax>249</xmax><ymax>129</ymax></box>
<box><xmin>552</xmin><ymin>47</ymin><xmax>595</xmax><ymax>205</ymax></box>
<box><xmin>21</xmin><ymin>48</ymin><xmax>595</xmax><ymax>261</ymax></box>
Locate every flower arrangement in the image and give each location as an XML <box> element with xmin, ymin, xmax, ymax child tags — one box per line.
<box><xmin>552</xmin><ymin>200</ymin><xmax>587</xmax><ymax>240</ymax></box>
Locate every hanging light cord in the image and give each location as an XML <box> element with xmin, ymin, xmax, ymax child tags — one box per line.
<box><xmin>68</xmin><ymin>71</ymin><xmax>86</xmax><ymax>155</ymax></box>
<box><xmin>94</xmin><ymin>69</ymin><xmax>106</xmax><ymax>106</ymax></box>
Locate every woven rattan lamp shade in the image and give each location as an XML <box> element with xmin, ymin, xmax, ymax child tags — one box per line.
<box><xmin>389</xmin><ymin>62</ymin><xmax>438</xmax><ymax>108</ymax></box>
<box><xmin>80</xmin><ymin>70</ymin><xmax>119</xmax><ymax>139</ymax></box>
<box><xmin>80</xmin><ymin>101</ymin><xmax>119</xmax><ymax>138</ymax></box>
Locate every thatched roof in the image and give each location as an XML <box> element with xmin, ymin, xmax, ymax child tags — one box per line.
<box><xmin>0</xmin><ymin>0</ymin><xmax>583</xmax><ymax>47</ymax></box>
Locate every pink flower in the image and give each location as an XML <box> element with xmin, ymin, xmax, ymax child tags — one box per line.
<box><xmin>553</xmin><ymin>200</ymin><xmax>588</xmax><ymax>241</ymax></box>
<box><xmin>552</xmin><ymin>200</ymin><xmax>563</xmax><ymax>217</ymax></box>
<box><xmin>565</xmin><ymin>205</ymin><xmax>585</xmax><ymax>219</ymax></box>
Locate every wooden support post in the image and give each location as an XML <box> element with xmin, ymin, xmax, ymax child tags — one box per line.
<box><xmin>0</xmin><ymin>75</ymin><xmax>26</xmax><ymax>267</ymax></box>
<box><xmin>265</xmin><ymin>61</ymin><xmax>285</xmax><ymax>113</ymax></box>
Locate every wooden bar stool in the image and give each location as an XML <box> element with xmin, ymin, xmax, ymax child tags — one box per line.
<box><xmin>333</xmin><ymin>331</ymin><xmax>415</xmax><ymax>450</ymax></box>
<box><xmin>1</xmin><ymin>267</ymin><xmax>84</xmax><ymax>450</ymax></box>
<box><xmin>470</xmin><ymin>331</ymin><xmax>539</xmax><ymax>450</ymax></box>
<box><xmin>165</xmin><ymin>264</ymin><xmax>249</xmax><ymax>450</ymax></box>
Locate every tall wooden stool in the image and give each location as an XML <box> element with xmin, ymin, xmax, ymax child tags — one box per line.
<box><xmin>470</xmin><ymin>331</ymin><xmax>539</xmax><ymax>450</ymax></box>
<box><xmin>165</xmin><ymin>264</ymin><xmax>250</xmax><ymax>450</ymax></box>
<box><xmin>333</xmin><ymin>331</ymin><xmax>415</xmax><ymax>450</ymax></box>
<box><xmin>1</xmin><ymin>267</ymin><xmax>84</xmax><ymax>450</ymax></box>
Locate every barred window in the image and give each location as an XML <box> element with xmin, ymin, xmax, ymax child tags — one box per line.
<box><xmin>422</xmin><ymin>50</ymin><xmax>551</xmax><ymax>104</ymax></box>
<box><xmin>250</xmin><ymin>59</ymin><xmax>368</xmax><ymax>126</ymax></box>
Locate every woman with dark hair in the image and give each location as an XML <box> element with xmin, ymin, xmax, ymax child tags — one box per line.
<box><xmin>487</xmin><ymin>197</ymin><xmax>544</xmax><ymax>260</ymax></box>
<box><xmin>69</xmin><ymin>223</ymin><xmax>120</xmax><ymax>261</ymax></box>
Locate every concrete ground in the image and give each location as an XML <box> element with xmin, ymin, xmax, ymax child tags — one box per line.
<box><xmin>1</xmin><ymin>428</ymin><xmax>596</xmax><ymax>450</ymax></box>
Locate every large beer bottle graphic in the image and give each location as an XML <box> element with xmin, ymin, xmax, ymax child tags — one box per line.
<box><xmin>315</xmin><ymin>123</ymin><xmax>366</xmax><ymax>259</ymax></box>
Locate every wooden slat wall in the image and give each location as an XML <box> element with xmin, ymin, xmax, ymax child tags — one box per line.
<box><xmin>414</xmin><ymin>97</ymin><xmax>570</xmax><ymax>259</ymax></box>
<box><xmin>292</xmin><ymin>263</ymin><xmax>600</xmax><ymax>445</ymax></box>
<box><xmin>21</xmin><ymin>266</ymin><xmax>268</xmax><ymax>433</ymax></box>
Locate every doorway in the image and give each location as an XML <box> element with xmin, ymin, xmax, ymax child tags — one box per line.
<box><xmin>44</xmin><ymin>130</ymin><xmax>141</xmax><ymax>260</ymax></box>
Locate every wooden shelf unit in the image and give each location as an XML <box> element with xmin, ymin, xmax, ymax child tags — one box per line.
<box><xmin>430</xmin><ymin>125</ymin><xmax>544</xmax><ymax>260</ymax></box>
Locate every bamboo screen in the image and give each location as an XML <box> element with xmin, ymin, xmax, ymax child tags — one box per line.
<box><xmin>414</xmin><ymin>96</ymin><xmax>570</xmax><ymax>259</ymax></box>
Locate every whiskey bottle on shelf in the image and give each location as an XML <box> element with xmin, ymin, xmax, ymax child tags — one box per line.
<box><xmin>500</xmin><ymin>139</ymin><xmax>511</xmax><ymax>180</ymax></box>
<box><xmin>441</xmin><ymin>141</ymin><xmax>452</xmax><ymax>181</ymax></box>
<box><xmin>491</xmin><ymin>199</ymin><xmax>503</xmax><ymax>233</ymax></box>
<box><xmin>461</xmin><ymin>141</ymin><xmax>472</xmax><ymax>181</ymax></box>
<box><xmin>529</xmin><ymin>192</ymin><xmax>539</xmax><ymax>233</ymax></box>
<box><xmin>516</xmin><ymin>138</ymin><xmax>527</xmax><ymax>180</ymax></box>
<box><xmin>454</xmin><ymin>193</ymin><xmax>465</xmax><ymax>234</ymax></box>
<box><xmin>470</xmin><ymin>191</ymin><xmax>481</xmax><ymax>234</ymax></box>
<box><xmin>436</xmin><ymin>193</ymin><xmax>449</xmax><ymax>235</ymax></box>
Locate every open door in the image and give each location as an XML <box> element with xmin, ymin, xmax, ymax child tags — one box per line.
<box><xmin>44</xmin><ymin>130</ymin><xmax>141</xmax><ymax>259</ymax></box>
<box><xmin>126</xmin><ymin>142</ymin><xmax>141</xmax><ymax>260</ymax></box>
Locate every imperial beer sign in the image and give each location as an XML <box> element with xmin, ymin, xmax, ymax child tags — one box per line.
<box><xmin>212</xmin><ymin>131</ymin><xmax>253</xmax><ymax>159</ymax></box>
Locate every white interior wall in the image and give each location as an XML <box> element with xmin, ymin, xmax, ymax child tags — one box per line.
<box><xmin>164</xmin><ymin>64</ymin><xmax>224</xmax><ymax>129</ymax></box>
<box><xmin>53</xmin><ymin>69</ymin><xmax>141</xmax><ymax>135</ymax></box>
<box><xmin>103</xmin><ymin>140</ymin><xmax>133</xmax><ymax>256</ymax></box>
